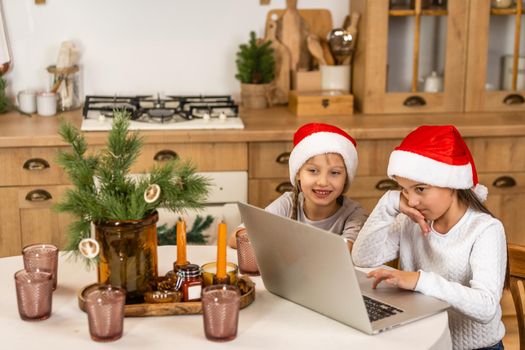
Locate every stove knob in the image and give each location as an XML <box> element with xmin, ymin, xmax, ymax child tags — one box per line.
<box><xmin>98</xmin><ymin>113</ymin><xmax>106</xmax><ymax>122</ymax></box>
<box><xmin>219</xmin><ymin>112</ymin><xmax>227</xmax><ymax>121</ymax></box>
<box><xmin>203</xmin><ymin>113</ymin><xmax>211</xmax><ymax>121</ymax></box>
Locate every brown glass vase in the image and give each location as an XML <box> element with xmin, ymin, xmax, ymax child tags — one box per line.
<box><xmin>95</xmin><ymin>211</ymin><xmax>159</xmax><ymax>304</ymax></box>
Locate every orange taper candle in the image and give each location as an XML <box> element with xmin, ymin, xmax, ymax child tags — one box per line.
<box><xmin>176</xmin><ymin>219</ymin><xmax>187</xmax><ymax>265</ymax></box>
<box><xmin>216</xmin><ymin>221</ymin><xmax>227</xmax><ymax>279</ymax></box>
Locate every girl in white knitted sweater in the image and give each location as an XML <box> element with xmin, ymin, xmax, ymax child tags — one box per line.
<box><xmin>352</xmin><ymin>125</ymin><xmax>508</xmax><ymax>350</ymax></box>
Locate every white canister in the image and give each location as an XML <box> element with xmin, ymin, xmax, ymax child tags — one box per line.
<box><xmin>423</xmin><ymin>71</ymin><xmax>444</xmax><ymax>93</ymax></box>
<box><xmin>501</xmin><ymin>55</ymin><xmax>525</xmax><ymax>90</ymax></box>
<box><xmin>36</xmin><ymin>92</ymin><xmax>57</xmax><ymax>117</ymax></box>
<box><xmin>320</xmin><ymin>65</ymin><xmax>351</xmax><ymax>93</ymax></box>
<box><xmin>17</xmin><ymin>90</ymin><xmax>37</xmax><ymax>114</ymax></box>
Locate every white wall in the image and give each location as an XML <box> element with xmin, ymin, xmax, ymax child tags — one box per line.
<box><xmin>2</xmin><ymin>0</ymin><xmax>348</xmax><ymax>98</ymax></box>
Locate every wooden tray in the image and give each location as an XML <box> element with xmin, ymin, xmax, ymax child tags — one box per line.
<box><xmin>77</xmin><ymin>275</ymin><xmax>255</xmax><ymax>317</ymax></box>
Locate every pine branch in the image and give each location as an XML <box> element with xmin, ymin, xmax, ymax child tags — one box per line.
<box><xmin>235</xmin><ymin>31</ymin><xmax>275</xmax><ymax>84</ymax></box>
<box><xmin>55</xmin><ymin>109</ymin><xmax>210</xmax><ymax>267</ymax></box>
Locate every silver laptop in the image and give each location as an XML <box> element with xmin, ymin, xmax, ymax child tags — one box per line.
<box><xmin>237</xmin><ymin>202</ymin><xmax>450</xmax><ymax>335</ymax></box>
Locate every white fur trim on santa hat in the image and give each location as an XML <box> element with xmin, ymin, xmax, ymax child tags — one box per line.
<box><xmin>388</xmin><ymin>150</ymin><xmax>474</xmax><ymax>189</ymax></box>
<box><xmin>289</xmin><ymin>132</ymin><xmax>358</xmax><ymax>184</ymax></box>
<box><xmin>473</xmin><ymin>184</ymin><xmax>488</xmax><ymax>202</ymax></box>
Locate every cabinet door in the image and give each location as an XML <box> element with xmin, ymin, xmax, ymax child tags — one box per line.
<box><xmin>0</xmin><ymin>185</ymin><xmax>73</xmax><ymax>257</ymax></box>
<box><xmin>351</xmin><ymin>0</ymin><xmax>469</xmax><ymax>114</ymax></box>
<box><xmin>466</xmin><ymin>0</ymin><xmax>525</xmax><ymax>111</ymax></box>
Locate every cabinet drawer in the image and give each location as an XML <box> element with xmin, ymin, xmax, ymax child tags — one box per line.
<box><xmin>249</xmin><ymin>140</ymin><xmax>401</xmax><ymax>179</ymax></box>
<box><xmin>0</xmin><ymin>148</ymin><xmax>70</xmax><ymax>187</ymax></box>
<box><xmin>249</xmin><ymin>142</ymin><xmax>292</xmax><ymax>179</ymax></box>
<box><xmin>467</xmin><ymin>137</ymin><xmax>525</xmax><ymax>173</ymax></box>
<box><xmin>133</xmin><ymin>142</ymin><xmax>247</xmax><ymax>173</ymax></box>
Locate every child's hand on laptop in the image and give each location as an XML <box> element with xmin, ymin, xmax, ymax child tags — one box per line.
<box><xmin>367</xmin><ymin>268</ymin><xmax>421</xmax><ymax>291</ymax></box>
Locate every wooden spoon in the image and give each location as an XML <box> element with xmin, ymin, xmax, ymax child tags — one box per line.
<box><xmin>320</xmin><ymin>39</ymin><xmax>335</xmax><ymax>66</ymax></box>
<box><xmin>307</xmin><ymin>34</ymin><xmax>327</xmax><ymax>66</ymax></box>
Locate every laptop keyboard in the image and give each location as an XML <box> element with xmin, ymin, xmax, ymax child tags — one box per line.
<box><xmin>363</xmin><ymin>295</ymin><xmax>404</xmax><ymax>322</ymax></box>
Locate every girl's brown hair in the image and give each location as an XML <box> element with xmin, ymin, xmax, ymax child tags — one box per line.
<box><xmin>457</xmin><ymin>189</ymin><xmax>510</xmax><ymax>289</ymax></box>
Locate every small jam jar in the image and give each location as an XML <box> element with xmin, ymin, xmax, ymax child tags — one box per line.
<box><xmin>176</xmin><ymin>264</ymin><xmax>203</xmax><ymax>302</ymax></box>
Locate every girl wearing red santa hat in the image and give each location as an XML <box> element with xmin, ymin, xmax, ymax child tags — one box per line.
<box><xmin>229</xmin><ymin>122</ymin><xmax>368</xmax><ymax>251</ymax></box>
<box><xmin>352</xmin><ymin>125</ymin><xmax>508</xmax><ymax>350</ymax></box>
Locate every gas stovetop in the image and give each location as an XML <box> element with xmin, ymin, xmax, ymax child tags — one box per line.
<box><xmin>81</xmin><ymin>94</ymin><xmax>244</xmax><ymax>131</ymax></box>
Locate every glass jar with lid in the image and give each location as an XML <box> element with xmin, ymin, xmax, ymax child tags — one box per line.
<box><xmin>175</xmin><ymin>264</ymin><xmax>203</xmax><ymax>302</ymax></box>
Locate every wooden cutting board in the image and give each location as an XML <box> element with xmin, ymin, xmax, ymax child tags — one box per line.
<box><xmin>274</xmin><ymin>0</ymin><xmax>311</xmax><ymax>72</ymax></box>
<box><xmin>265</xmin><ymin>8</ymin><xmax>333</xmax><ymax>44</ymax></box>
<box><xmin>266</xmin><ymin>20</ymin><xmax>291</xmax><ymax>104</ymax></box>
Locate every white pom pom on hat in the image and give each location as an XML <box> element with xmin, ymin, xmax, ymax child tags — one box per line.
<box><xmin>288</xmin><ymin>123</ymin><xmax>358</xmax><ymax>185</ymax></box>
<box><xmin>387</xmin><ymin>125</ymin><xmax>488</xmax><ymax>201</ymax></box>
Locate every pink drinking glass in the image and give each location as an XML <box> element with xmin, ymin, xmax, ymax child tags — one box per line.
<box><xmin>202</xmin><ymin>284</ymin><xmax>241</xmax><ymax>342</ymax></box>
<box><xmin>85</xmin><ymin>285</ymin><xmax>126</xmax><ymax>342</ymax></box>
<box><xmin>236</xmin><ymin>230</ymin><xmax>260</xmax><ymax>276</ymax></box>
<box><xmin>22</xmin><ymin>243</ymin><xmax>58</xmax><ymax>290</ymax></box>
<box><xmin>14</xmin><ymin>269</ymin><xmax>53</xmax><ymax>321</ymax></box>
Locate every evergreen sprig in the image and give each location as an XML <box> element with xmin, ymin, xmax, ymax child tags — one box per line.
<box><xmin>56</xmin><ymin>110</ymin><xmax>210</xmax><ymax>265</ymax></box>
<box><xmin>235</xmin><ymin>31</ymin><xmax>275</xmax><ymax>84</ymax></box>
<box><xmin>0</xmin><ymin>76</ymin><xmax>8</xmax><ymax>114</ymax></box>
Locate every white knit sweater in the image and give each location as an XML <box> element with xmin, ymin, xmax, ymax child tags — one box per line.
<box><xmin>352</xmin><ymin>191</ymin><xmax>507</xmax><ymax>350</ymax></box>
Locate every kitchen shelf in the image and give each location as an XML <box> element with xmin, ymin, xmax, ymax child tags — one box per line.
<box><xmin>389</xmin><ymin>9</ymin><xmax>447</xmax><ymax>16</ymax></box>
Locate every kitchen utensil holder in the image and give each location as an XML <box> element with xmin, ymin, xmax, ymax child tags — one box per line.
<box><xmin>47</xmin><ymin>65</ymin><xmax>81</xmax><ymax>112</ymax></box>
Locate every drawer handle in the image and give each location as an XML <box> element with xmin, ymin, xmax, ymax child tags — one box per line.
<box><xmin>503</xmin><ymin>94</ymin><xmax>525</xmax><ymax>105</ymax></box>
<box><xmin>153</xmin><ymin>150</ymin><xmax>178</xmax><ymax>162</ymax></box>
<box><xmin>25</xmin><ymin>189</ymin><xmax>53</xmax><ymax>202</ymax></box>
<box><xmin>492</xmin><ymin>176</ymin><xmax>516</xmax><ymax>188</ymax></box>
<box><xmin>275</xmin><ymin>182</ymin><xmax>294</xmax><ymax>194</ymax></box>
<box><xmin>375</xmin><ymin>179</ymin><xmax>400</xmax><ymax>191</ymax></box>
<box><xmin>23</xmin><ymin>158</ymin><xmax>50</xmax><ymax>171</ymax></box>
<box><xmin>275</xmin><ymin>152</ymin><xmax>290</xmax><ymax>164</ymax></box>
<box><xmin>403</xmin><ymin>95</ymin><xmax>426</xmax><ymax>107</ymax></box>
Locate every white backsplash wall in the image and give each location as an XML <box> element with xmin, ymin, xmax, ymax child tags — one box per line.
<box><xmin>2</xmin><ymin>0</ymin><xmax>348</xmax><ymax>98</ymax></box>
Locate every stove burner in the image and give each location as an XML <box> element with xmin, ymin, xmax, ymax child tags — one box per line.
<box><xmin>83</xmin><ymin>94</ymin><xmax>239</xmax><ymax>122</ymax></box>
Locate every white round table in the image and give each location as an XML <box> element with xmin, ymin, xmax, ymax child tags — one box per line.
<box><xmin>0</xmin><ymin>246</ymin><xmax>452</xmax><ymax>349</ymax></box>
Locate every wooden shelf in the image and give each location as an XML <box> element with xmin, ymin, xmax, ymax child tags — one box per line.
<box><xmin>389</xmin><ymin>9</ymin><xmax>448</xmax><ymax>16</ymax></box>
<box><xmin>490</xmin><ymin>8</ymin><xmax>524</xmax><ymax>15</ymax></box>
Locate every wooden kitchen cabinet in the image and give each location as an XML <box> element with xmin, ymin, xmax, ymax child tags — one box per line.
<box><xmin>465</xmin><ymin>0</ymin><xmax>525</xmax><ymax>112</ymax></box>
<box><xmin>351</xmin><ymin>0</ymin><xmax>469</xmax><ymax>114</ymax></box>
<box><xmin>0</xmin><ymin>141</ymin><xmax>248</xmax><ymax>257</ymax></box>
<box><xmin>248</xmin><ymin>135</ymin><xmax>525</xmax><ymax>245</ymax></box>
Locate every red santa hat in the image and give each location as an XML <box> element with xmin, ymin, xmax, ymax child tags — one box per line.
<box><xmin>289</xmin><ymin>123</ymin><xmax>358</xmax><ymax>185</ymax></box>
<box><xmin>387</xmin><ymin>125</ymin><xmax>488</xmax><ymax>201</ymax></box>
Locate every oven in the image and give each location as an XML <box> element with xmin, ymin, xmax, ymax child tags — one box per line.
<box><xmin>156</xmin><ymin>171</ymin><xmax>247</xmax><ymax>245</ymax></box>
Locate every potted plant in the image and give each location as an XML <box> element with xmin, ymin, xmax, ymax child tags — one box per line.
<box><xmin>55</xmin><ymin>110</ymin><xmax>210</xmax><ymax>303</ymax></box>
<box><xmin>235</xmin><ymin>31</ymin><xmax>275</xmax><ymax>109</ymax></box>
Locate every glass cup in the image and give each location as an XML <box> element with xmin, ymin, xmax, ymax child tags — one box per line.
<box><xmin>85</xmin><ymin>285</ymin><xmax>126</xmax><ymax>342</ymax></box>
<box><xmin>236</xmin><ymin>230</ymin><xmax>260</xmax><ymax>276</ymax></box>
<box><xmin>14</xmin><ymin>269</ymin><xmax>53</xmax><ymax>321</ymax></box>
<box><xmin>201</xmin><ymin>262</ymin><xmax>239</xmax><ymax>287</ymax></box>
<box><xmin>202</xmin><ymin>284</ymin><xmax>241</xmax><ymax>342</ymax></box>
<box><xmin>22</xmin><ymin>243</ymin><xmax>58</xmax><ymax>290</ymax></box>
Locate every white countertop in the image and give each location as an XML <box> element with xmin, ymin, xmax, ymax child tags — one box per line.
<box><xmin>0</xmin><ymin>245</ymin><xmax>451</xmax><ymax>349</ymax></box>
